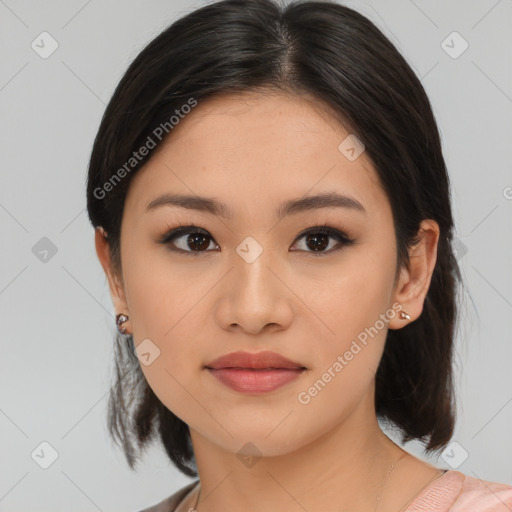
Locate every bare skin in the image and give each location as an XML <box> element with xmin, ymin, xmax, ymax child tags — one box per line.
<box><xmin>96</xmin><ymin>90</ymin><xmax>442</xmax><ymax>512</ymax></box>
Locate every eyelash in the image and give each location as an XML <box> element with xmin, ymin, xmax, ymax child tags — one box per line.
<box><xmin>158</xmin><ymin>222</ymin><xmax>355</xmax><ymax>257</ymax></box>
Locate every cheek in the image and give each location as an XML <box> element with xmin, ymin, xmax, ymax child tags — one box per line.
<box><xmin>122</xmin><ymin>242</ymin><xmax>196</xmax><ymax>340</ymax></box>
<box><xmin>304</xmin><ymin>250</ymin><xmax>394</xmax><ymax>346</ymax></box>
<box><xmin>122</xmin><ymin>250</ymin><xmax>210</xmax><ymax>420</ymax></box>
<box><xmin>296</xmin><ymin>248</ymin><xmax>395</xmax><ymax>406</ymax></box>
<box><xmin>293</xmin><ymin>270</ymin><xmax>394</xmax><ymax>432</ymax></box>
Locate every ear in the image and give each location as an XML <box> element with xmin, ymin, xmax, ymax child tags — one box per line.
<box><xmin>94</xmin><ymin>227</ymin><xmax>129</xmax><ymax>317</ymax></box>
<box><xmin>388</xmin><ymin>219</ymin><xmax>440</xmax><ymax>330</ymax></box>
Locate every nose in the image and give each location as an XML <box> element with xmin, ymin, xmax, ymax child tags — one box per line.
<box><xmin>214</xmin><ymin>245</ymin><xmax>294</xmax><ymax>336</ymax></box>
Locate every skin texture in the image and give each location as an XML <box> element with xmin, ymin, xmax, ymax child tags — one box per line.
<box><xmin>95</xmin><ymin>91</ymin><xmax>442</xmax><ymax>512</ymax></box>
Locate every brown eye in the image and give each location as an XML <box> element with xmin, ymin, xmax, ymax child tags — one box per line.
<box><xmin>291</xmin><ymin>226</ymin><xmax>354</xmax><ymax>255</ymax></box>
<box><xmin>160</xmin><ymin>225</ymin><xmax>218</xmax><ymax>256</ymax></box>
<box><xmin>182</xmin><ymin>232</ymin><xmax>213</xmax><ymax>252</ymax></box>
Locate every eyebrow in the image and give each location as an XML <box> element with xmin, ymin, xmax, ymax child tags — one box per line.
<box><xmin>145</xmin><ymin>192</ymin><xmax>366</xmax><ymax>218</ymax></box>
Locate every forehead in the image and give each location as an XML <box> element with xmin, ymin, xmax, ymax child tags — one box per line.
<box><xmin>154</xmin><ymin>90</ymin><xmax>357</xmax><ymax>159</ymax></box>
<box><xmin>125</xmin><ymin>90</ymin><xmax>388</xmax><ymax>220</ymax></box>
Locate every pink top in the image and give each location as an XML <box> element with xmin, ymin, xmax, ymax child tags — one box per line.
<box><xmin>138</xmin><ymin>470</ymin><xmax>512</xmax><ymax>511</ymax></box>
<box><xmin>402</xmin><ymin>470</ymin><xmax>512</xmax><ymax>511</ymax></box>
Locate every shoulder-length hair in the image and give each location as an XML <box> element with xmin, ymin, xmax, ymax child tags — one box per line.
<box><xmin>86</xmin><ymin>0</ymin><xmax>463</xmax><ymax>477</ymax></box>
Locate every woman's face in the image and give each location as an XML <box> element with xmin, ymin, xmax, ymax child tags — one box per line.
<box><xmin>98</xmin><ymin>91</ymin><xmax>433</xmax><ymax>458</ymax></box>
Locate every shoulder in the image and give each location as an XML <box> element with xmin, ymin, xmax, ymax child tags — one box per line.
<box><xmin>451</xmin><ymin>471</ymin><xmax>512</xmax><ymax>511</ymax></box>
<box><xmin>136</xmin><ymin>480</ymin><xmax>199</xmax><ymax>512</ymax></box>
<box><xmin>405</xmin><ymin>470</ymin><xmax>512</xmax><ymax>511</ymax></box>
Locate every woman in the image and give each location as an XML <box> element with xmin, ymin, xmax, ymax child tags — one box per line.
<box><xmin>87</xmin><ymin>0</ymin><xmax>512</xmax><ymax>510</ymax></box>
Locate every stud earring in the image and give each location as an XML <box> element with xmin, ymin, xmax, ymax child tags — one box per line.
<box><xmin>399</xmin><ymin>310</ymin><xmax>411</xmax><ymax>320</ymax></box>
<box><xmin>116</xmin><ymin>313</ymin><xmax>129</xmax><ymax>334</ymax></box>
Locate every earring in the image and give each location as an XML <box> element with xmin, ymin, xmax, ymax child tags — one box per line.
<box><xmin>116</xmin><ymin>313</ymin><xmax>129</xmax><ymax>334</ymax></box>
<box><xmin>399</xmin><ymin>310</ymin><xmax>411</xmax><ymax>320</ymax></box>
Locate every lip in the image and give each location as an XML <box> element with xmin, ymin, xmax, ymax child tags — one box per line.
<box><xmin>205</xmin><ymin>350</ymin><xmax>307</xmax><ymax>394</ymax></box>
<box><xmin>205</xmin><ymin>350</ymin><xmax>306</xmax><ymax>370</ymax></box>
<box><xmin>207</xmin><ymin>368</ymin><xmax>305</xmax><ymax>393</ymax></box>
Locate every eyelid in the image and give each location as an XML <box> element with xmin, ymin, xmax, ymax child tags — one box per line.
<box><xmin>158</xmin><ymin>224</ymin><xmax>215</xmax><ymax>255</ymax></box>
<box><xmin>290</xmin><ymin>225</ymin><xmax>354</xmax><ymax>256</ymax></box>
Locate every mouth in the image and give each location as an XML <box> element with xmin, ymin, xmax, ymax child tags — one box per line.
<box><xmin>204</xmin><ymin>350</ymin><xmax>307</xmax><ymax>394</ymax></box>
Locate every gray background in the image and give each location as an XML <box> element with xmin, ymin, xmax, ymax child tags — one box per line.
<box><xmin>1</xmin><ymin>0</ymin><xmax>511</xmax><ymax>510</ymax></box>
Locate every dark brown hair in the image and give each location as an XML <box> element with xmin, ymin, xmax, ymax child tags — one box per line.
<box><xmin>86</xmin><ymin>0</ymin><xmax>463</xmax><ymax>477</ymax></box>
